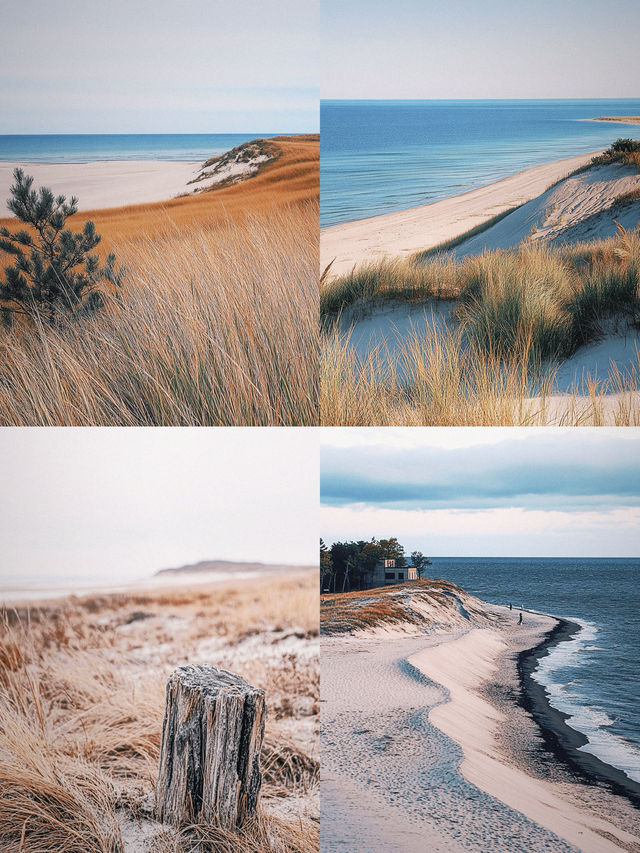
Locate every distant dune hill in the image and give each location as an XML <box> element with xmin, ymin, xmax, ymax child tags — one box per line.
<box><xmin>0</xmin><ymin>134</ymin><xmax>319</xmax><ymax>251</ymax></box>
<box><xmin>156</xmin><ymin>559</ymin><xmax>316</xmax><ymax>576</ymax></box>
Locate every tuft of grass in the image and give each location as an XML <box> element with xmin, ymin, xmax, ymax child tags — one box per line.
<box><xmin>320</xmin><ymin>254</ymin><xmax>460</xmax><ymax>321</ymax></box>
<box><xmin>0</xmin><ymin>204</ymin><xmax>318</xmax><ymax>425</ymax></box>
<box><xmin>148</xmin><ymin>811</ymin><xmax>319</xmax><ymax>853</ymax></box>
<box><xmin>455</xmin><ymin>245</ymin><xmax>576</xmax><ymax>363</ymax></box>
<box><xmin>589</xmin><ymin>138</ymin><xmax>640</xmax><ymax>170</ymax></box>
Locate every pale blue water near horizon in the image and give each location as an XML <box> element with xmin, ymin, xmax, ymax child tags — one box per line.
<box><xmin>321</xmin><ymin>99</ymin><xmax>640</xmax><ymax>226</ymax></box>
<box><xmin>426</xmin><ymin>557</ymin><xmax>640</xmax><ymax>785</ymax></box>
<box><xmin>0</xmin><ymin>133</ymin><xmax>282</xmax><ymax>164</ymax></box>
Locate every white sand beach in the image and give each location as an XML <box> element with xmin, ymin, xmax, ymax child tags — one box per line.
<box><xmin>321</xmin><ymin>150</ymin><xmax>602</xmax><ymax>277</ymax></box>
<box><xmin>0</xmin><ymin>161</ymin><xmax>201</xmax><ymax>212</ymax></box>
<box><xmin>0</xmin><ymin>142</ymin><xmax>278</xmax><ymax>214</ymax></box>
<box><xmin>321</xmin><ymin>585</ymin><xmax>640</xmax><ymax>852</ymax></box>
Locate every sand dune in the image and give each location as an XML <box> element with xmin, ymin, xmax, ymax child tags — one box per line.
<box><xmin>321</xmin><ymin>150</ymin><xmax>600</xmax><ymax>278</ymax></box>
<box><xmin>452</xmin><ymin>162</ymin><xmax>640</xmax><ymax>258</ymax></box>
<box><xmin>0</xmin><ymin>134</ymin><xmax>319</xmax><ymax>249</ymax></box>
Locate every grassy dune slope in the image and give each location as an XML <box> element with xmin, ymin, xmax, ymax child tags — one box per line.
<box><xmin>0</xmin><ymin>572</ymin><xmax>319</xmax><ymax>853</ymax></box>
<box><xmin>321</xmin><ymin>579</ymin><xmax>494</xmax><ymax>636</ymax></box>
<box><xmin>0</xmin><ymin>135</ymin><xmax>319</xmax><ymax>250</ymax></box>
<box><xmin>74</xmin><ymin>135</ymin><xmax>318</xmax><ymax>250</ymax></box>
<box><xmin>321</xmin><ymin>149</ymin><xmax>640</xmax><ymax>426</ymax></box>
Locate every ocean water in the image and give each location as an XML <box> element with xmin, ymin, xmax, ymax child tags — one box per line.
<box><xmin>321</xmin><ymin>99</ymin><xmax>640</xmax><ymax>226</ymax></box>
<box><xmin>429</xmin><ymin>557</ymin><xmax>640</xmax><ymax>784</ymax></box>
<box><xmin>0</xmin><ymin>133</ymin><xmax>280</xmax><ymax>164</ymax></box>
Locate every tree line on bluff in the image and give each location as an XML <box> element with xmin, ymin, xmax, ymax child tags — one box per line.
<box><xmin>320</xmin><ymin>537</ymin><xmax>432</xmax><ymax>593</ymax></box>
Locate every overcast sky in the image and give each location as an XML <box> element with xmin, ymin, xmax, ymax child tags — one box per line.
<box><xmin>0</xmin><ymin>0</ymin><xmax>318</xmax><ymax>133</ymax></box>
<box><xmin>321</xmin><ymin>428</ymin><xmax>640</xmax><ymax>557</ymax></box>
<box><xmin>322</xmin><ymin>0</ymin><xmax>640</xmax><ymax>99</ymax></box>
<box><xmin>0</xmin><ymin>428</ymin><xmax>318</xmax><ymax>586</ymax></box>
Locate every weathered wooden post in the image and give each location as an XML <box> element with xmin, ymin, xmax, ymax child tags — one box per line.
<box><xmin>155</xmin><ymin>664</ymin><xmax>266</xmax><ymax>829</ymax></box>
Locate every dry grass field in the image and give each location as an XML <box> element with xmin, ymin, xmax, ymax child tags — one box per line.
<box><xmin>0</xmin><ymin>135</ymin><xmax>319</xmax><ymax>426</ymax></box>
<box><xmin>0</xmin><ymin>570</ymin><xmax>319</xmax><ymax>852</ymax></box>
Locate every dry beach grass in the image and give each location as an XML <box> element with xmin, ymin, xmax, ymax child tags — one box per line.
<box><xmin>0</xmin><ymin>571</ymin><xmax>319</xmax><ymax>852</ymax></box>
<box><xmin>321</xmin><ymin>225</ymin><xmax>640</xmax><ymax>426</ymax></box>
<box><xmin>0</xmin><ymin>135</ymin><xmax>319</xmax><ymax>426</ymax></box>
<box><xmin>0</xmin><ymin>204</ymin><xmax>318</xmax><ymax>426</ymax></box>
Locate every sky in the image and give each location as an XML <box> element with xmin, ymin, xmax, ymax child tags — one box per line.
<box><xmin>0</xmin><ymin>428</ymin><xmax>319</xmax><ymax>587</ymax></box>
<box><xmin>0</xmin><ymin>0</ymin><xmax>318</xmax><ymax>133</ymax></box>
<box><xmin>321</xmin><ymin>428</ymin><xmax>640</xmax><ymax>557</ymax></box>
<box><xmin>322</xmin><ymin>0</ymin><xmax>640</xmax><ymax>99</ymax></box>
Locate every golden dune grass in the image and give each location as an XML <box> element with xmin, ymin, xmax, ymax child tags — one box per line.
<box><xmin>321</xmin><ymin>227</ymin><xmax>640</xmax><ymax>425</ymax></box>
<box><xmin>0</xmin><ymin>203</ymin><xmax>319</xmax><ymax>425</ymax></box>
<box><xmin>0</xmin><ymin>572</ymin><xmax>319</xmax><ymax>853</ymax></box>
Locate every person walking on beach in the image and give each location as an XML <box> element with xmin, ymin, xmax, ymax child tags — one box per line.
<box><xmin>518</xmin><ymin>611</ymin><xmax>523</xmax><ymax>625</ymax></box>
<box><xmin>509</xmin><ymin>602</ymin><xmax>512</xmax><ymax>611</ymax></box>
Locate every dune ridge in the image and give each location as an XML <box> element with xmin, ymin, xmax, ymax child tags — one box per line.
<box><xmin>320</xmin><ymin>150</ymin><xmax>600</xmax><ymax>278</ymax></box>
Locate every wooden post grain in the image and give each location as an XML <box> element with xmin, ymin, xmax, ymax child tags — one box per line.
<box><xmin>155</xmin><ymin>664</ymin><xmax>266</xmax><ymax>829</ymax></box>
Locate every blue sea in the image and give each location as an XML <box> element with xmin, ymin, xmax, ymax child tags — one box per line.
<box><xmin>427</xmin><ymin>557</ymin><xmax>640</xmax><ymax>785</ymax></box>
<box><xmin>0</xmin><ymin>133</ymin><xmax>281</xmax><ymax>164</ymax></box>
<box><xmin>321</xmin><ymin>99</ymin><xmax>640</xmax><ymax>226</ymax></box>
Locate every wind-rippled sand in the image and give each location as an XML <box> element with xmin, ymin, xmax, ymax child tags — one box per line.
<box><xmin>321</xmin><ymin>633</ymin><xmax>576</xmax><ymax>853</ymax></box>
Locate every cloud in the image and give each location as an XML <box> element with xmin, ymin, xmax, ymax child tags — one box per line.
<box><xmin>321</xmin><ymin>432</ymin><xmax>640</xmax><ymax>512</ymax></box>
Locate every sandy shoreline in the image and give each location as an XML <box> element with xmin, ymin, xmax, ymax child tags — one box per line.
<box><xmin>0</xmin><ymin>565</ymin><xmax>312</xmax><ymax>606</ymax></box>
<box><xmin>321</xmin><ymin>150</ymin><xmax>601</xmax><ymax>277</ymax></box>
<box><xmin>0</xmin><ymin>160</ymin><xmax>202</xmax><ymax>213</ymax></box>
<box><xmin>586</xmin><ymin>116</ymin><xmax>640</xmax><ymax>125</ymax></box>
<box><xmin>321</xmin><ymin>601</ymin><xmax>640</xmax><ymax>852</ymax></box>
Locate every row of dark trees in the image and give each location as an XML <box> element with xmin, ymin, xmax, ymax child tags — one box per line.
<box><xmin>320</xmin><ymin>537</ymin><xmax>431</xmax><ymax>592</ymax></box>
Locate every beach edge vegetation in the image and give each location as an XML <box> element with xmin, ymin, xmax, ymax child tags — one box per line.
<box><xmin>320</xmin><ymin>140</ymin><xmax>640</xmax><ymax>427</ymax></box>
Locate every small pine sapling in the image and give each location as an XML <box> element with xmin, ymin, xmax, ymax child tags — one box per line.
<box><xmin>0</xmin><ymin>168</ymin><xmax>121</xmax><ymax>327</ymax></box>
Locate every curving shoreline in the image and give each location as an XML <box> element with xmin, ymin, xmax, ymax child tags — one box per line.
<box><xmin>320</xmin><ymin>149</ymin><xmax>602</xmax><ymax>277</ymax></box>
<box><xmin>409</xmin><ymin>609</ymin><xmax>640</xmax><ymax>852</ymax></box>
<box><xmin>518</xmin><ymin>616</ymin><xmax>640</xmax><ymax>806</ymax></box>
